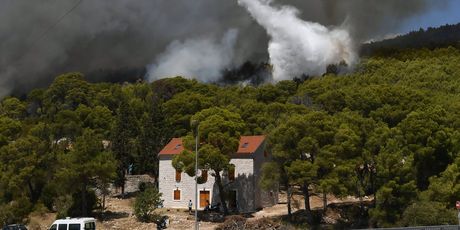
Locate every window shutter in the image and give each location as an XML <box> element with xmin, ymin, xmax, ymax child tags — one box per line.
<box><xmin>174</xmin><ymin>189</ymin><xmax>181</xmax><ymax>200</ymax></box>
<box><xmin>175</xmin><ymin>170</ymin><xmax>181</xmax><ymax>182</ymax></box>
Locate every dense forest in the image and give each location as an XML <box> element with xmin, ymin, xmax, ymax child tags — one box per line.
<box><xmin>2</xmin><ymin>41</ymin><xmax>460</xmax><ymax>227</ymax></box>
<box><xmin>361</xmin><ymin>22</ymin><xmax>460</xmax><ymax>56</ymax></box>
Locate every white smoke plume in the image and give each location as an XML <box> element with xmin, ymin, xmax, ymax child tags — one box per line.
<box><xmin>238</xmin><ymin>0</ymin><xmax>357</xmax><ymax>81</ymax></box>
<box><xmin>146</xmin><ymin>29</ymin><xmax>238</xmax><ymax>82</ymax></box>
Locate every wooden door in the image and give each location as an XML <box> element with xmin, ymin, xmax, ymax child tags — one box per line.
<box><xmin>200</xmin><ymin>191</ymin><xmax>210</xmax><ymax>208</ymax></box>
<box><xmin>228</xmin><ymin>190</ymin><xmax>237</xmax><ymax>210</ymax></box>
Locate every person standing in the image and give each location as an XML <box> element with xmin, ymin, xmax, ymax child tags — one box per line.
<box><xmin>205</xmin><ymin>200</ymin><xmax>210</xmax><ymax>211</ymax></box>
<box><xmin>188</xmin><ymin>200</ymin><xmax>193</xmax><ymax>214</ymax></box>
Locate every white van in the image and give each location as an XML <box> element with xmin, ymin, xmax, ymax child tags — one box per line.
<box><xmin>48</xmin><ymin>218</ymin><xmax>96</xmax><ymax>230</ymax></box>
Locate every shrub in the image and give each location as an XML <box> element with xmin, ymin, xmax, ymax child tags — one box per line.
<box><xmin>54</xmin><ymin>190</ymin><xmax>97</xmax><ymax>218</ymax></box>
<box><xmin>0</xmin><ymin>197</ymin><xmax>32</xmax><ymax>224</ymax></box>
<box><xmin>54</xmin><ymin>195</ymin><xmax>73</xmax><ymax>219</ymax></box>
<box><xmin>32</xmin><ymin>202</ymin><xmax>49</xmax><ymax>216</ymax></box>
<box><xmin>138</xmin><ymin>181</ymin><xmax>155</xmax><ymax>192</ymax></box>
<box><xmin>400</xmin><ymin>201</ymin><xmax>457</xmax><ymax>226</ymax></box>
<box><xmin>41</xmin><ymin>183</ymin><xmax>58</xmax><ymax>211</ymax></box>
<box><xmin>67</xmin><ymin>190</ymin><xmax>97</xmax><ymax>217</ymax></box>
<box><xmin>134</xmin><ymin>186</ymin><xmax>162</xmax><ymax>222</ymax></box>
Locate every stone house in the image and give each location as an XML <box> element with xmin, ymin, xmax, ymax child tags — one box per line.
<box><xmin>158</xmin><ymin>135</ymin><xmax>278</xmax><ymax>213</ymax></box>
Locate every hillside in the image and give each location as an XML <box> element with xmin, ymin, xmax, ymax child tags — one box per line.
<box><xmin>1</xmin><ymin>46</ymin><xmax>460</xmax><ymax>228</ymax></box>
<box><xmin>361</xmin><ymin>23</ymin><xmax>460</xmax><ymax>56</ymax></box>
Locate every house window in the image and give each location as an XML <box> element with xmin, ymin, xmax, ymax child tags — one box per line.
<box><xmin>201</xmin><ymin>170</ymin><xmax>208</xmax><ymax>182</ymax></box>
<box><xmin>173</xmin><ymin>189</ymin><xmax>181</xmax><ymax>200</ymax></box>
<box><xmin>264</xmin><ymin>151</ymin><xmax>268</xmax><ymax>158</ymax></box>
<box><xmin>228</xmin><ymin>164</ymin><xmax>235</xmax><ymax>182</ymax></box>
<box><xmin>242</xmin><ymin>142</ymin><xmax>249</xmax><ymax>148</ymax></box>
<box><xmin>175</xmin><ymin>170</ymin><xmax>181</xmax><ymax>182</ymax></box>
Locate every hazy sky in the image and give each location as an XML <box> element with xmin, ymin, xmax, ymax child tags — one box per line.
<box><xmin>401</xmin><ymin>0</ymin><xmax>460</xmax><ymax>33</ymax></box>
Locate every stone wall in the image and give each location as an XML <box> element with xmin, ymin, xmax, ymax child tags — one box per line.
<box><xmin>158</xmin><ymin>155</ymin><xmax>217</xmax><ymax>210</ymax></box>
<box><xmin>109</xmin><ymin>174</ymin><xmax>155</xmax><ymax>195</ymax></box>
<box><xmin>226</xmin><ymin>157</ymin><xmax>255</xmax><ymax>212</ymax></box>
<box><xmin>124</xmin><ymin>174</ymin><xmax>156</xmax><ymax>193</ymax></box>
<box><xmin>252</xmin><ymin>141</ymin><xmax>279</xmax><ymax>209</ymax></box>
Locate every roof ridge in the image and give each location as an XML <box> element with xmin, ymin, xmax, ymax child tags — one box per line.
<box><xmin>159</xmin><ymin>135</ymin><xmax>266</xmax><ymax>155</ymax></box>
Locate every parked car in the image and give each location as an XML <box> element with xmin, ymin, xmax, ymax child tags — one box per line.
<box><xmin>48</xmin><ymin>217</ymin><xmax>96</xmax><ymax>230</ymax></box>
<box><xmin>2</xmin><ymin>224</ymin><xmax>27</xmax><ymax>230</ymax></box>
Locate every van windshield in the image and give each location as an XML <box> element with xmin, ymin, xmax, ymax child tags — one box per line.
<box><xmin>84</xmin><ymin>222</ymin><xmax>95</xmax><ymax>230</ymax></box>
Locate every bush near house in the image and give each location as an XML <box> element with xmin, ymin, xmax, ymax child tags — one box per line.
<box><xmin>134</xmin><ymin>186</ymin><xmax>162</xmax><ymax>222</ymax></box>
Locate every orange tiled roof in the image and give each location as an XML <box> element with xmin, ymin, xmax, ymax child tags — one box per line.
<box><xmin>237</xmin><ymin>135</ymin><xmax>266</xmax><ymax>154</ymax></box>
<box><xmin>158</xmin><ymin>135</ymin><xmax>265</xmax><ymax>155</ymax></box>
<box><xmin>158</xmin><ymin>138</ymin><xmax>184</xmax><ymax>155</ymax></box>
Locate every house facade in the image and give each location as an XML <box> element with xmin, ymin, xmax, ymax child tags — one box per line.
<box><xmin>158</xmin><ymin>135</ymin><xmax>278</xmax><ymax>213</ymax></box>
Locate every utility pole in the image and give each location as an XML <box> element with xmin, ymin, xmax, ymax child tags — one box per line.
<box><xmin>456</xmin><ymin>201</ymin><xmax>460</xmax><ymax>226</ymax></box>
<box><xmin>194</xmin><ymin>121</ymin><xmax>199</xmax><ymax>230</ymax></box>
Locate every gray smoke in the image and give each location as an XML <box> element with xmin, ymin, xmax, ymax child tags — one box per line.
<box><xmin>0</xmin><ymin>0</ymin><xmax>447</xmax><ymax>96</ymax></box>
<box><xmin>147</xmin><ymin>29</ymin><xmax>238</xmax><ymax>82</ymax></box>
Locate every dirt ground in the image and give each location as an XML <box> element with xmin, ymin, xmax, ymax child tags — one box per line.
<box><xmin>29</xmin><ymin>191</ymin><xmax>371</xmax><ymax>230</ymax></box>
<box><xmin>96</xmin><ymin>197</ymin><xmax>218</xmax><ymax>230</ymax></box>
<box><xmin>251</xmin><ymin>191</ymin><xmax>372</xmax><ymax>220</ymax></box>
<box><xmin>29</xmin><ymin>197</ymin><xmax>219</xmax><ymax>230</ymax></box>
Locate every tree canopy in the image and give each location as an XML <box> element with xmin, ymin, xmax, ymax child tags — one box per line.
<box><xmin>1</xmin><ymin>46</ymin><xmax>460</xmax><ymax>227</ymax></box>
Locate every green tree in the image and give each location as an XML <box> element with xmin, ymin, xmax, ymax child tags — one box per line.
<box><xmin>0</xmin><ymin>97</ymin><xmax>27</xmax><ymax>119</ymax></box>
<box><xmin>134</xmin><ymin>97</ymin><xmax>169</xmax><ymax>176</ymax></box>
<box><xmin>84</xmin><ymin>105</ymin><xmax>114</xmax><ymax>137</ymax></box>
<box><xmin>421</xmin><ymin>155</ymin><xmax>460</xmax><ymax>206</ymax></box>
<box><xmin>111</xmin><ymin>98</ymin><xmax>139</xmax><ymax>194</ymax></box>
<box><xmin>134</xmin><ymin>186</ymin><xmax>163</xmax><ymax>222</ymax></box>
<box><xmin>51</xmin><ymin>109</ymin><xmax>83</xmax><ymax>140</ymax></box>
<box><xmin>26</xmin><ymin>88</ymin><xmax>46</xmax><ymax>116</ymax></box>
<box><xmin>0</xmin><ymin>136</ymin><xmax>51</xmax><ymax>205</ymax></box>
<box><xmin>400</xmin><ymin>201</ymin><xmax>456</xmax><ymax>226</ymax></box>
<box><xmin>44</xmin><ymin>72</ymin><xmax>93</xmax><ymax>116</ymax></box>
<box><xmin>172</xmin><ymin>107</ymin><xmax>245</xmax><ymax>215</ymax></box>
<box><xmin>56</xmin><ymin>129</ymin><xmax>116</xmax><ymax>216</ymax></box>
<box><xmin>397</xmin><ymin>107</ymin><xmax>454</xmax><ymax>190</ymax></box>
<box><xmin>162</xmin><ymin>92</ymin><xmax>212</xmax><ymax>137</ymax></box>
<box><xmin>268</xmin><ymin>111</ymin><xmax>337</xmax><ymax>222</ymax></box>
<box><xmin>369</xmin><ymin>133</ymin><xmax>417</xmax><ymax>227</ymax></box>
<box><xmin>0</xmin><ymin>116</ymin><xmax>22</xmax><ymax>147</ymax></box>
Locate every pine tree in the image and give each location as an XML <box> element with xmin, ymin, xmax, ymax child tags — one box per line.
<box><xmin>56</xmin><ymin>129</ymin><xmax>116</xmax><ymax>216</ymax></box>
<box><xmin>111</xmin><ymin>98</ymin><xmax>139</xmax><ymax>195</ymax></box>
